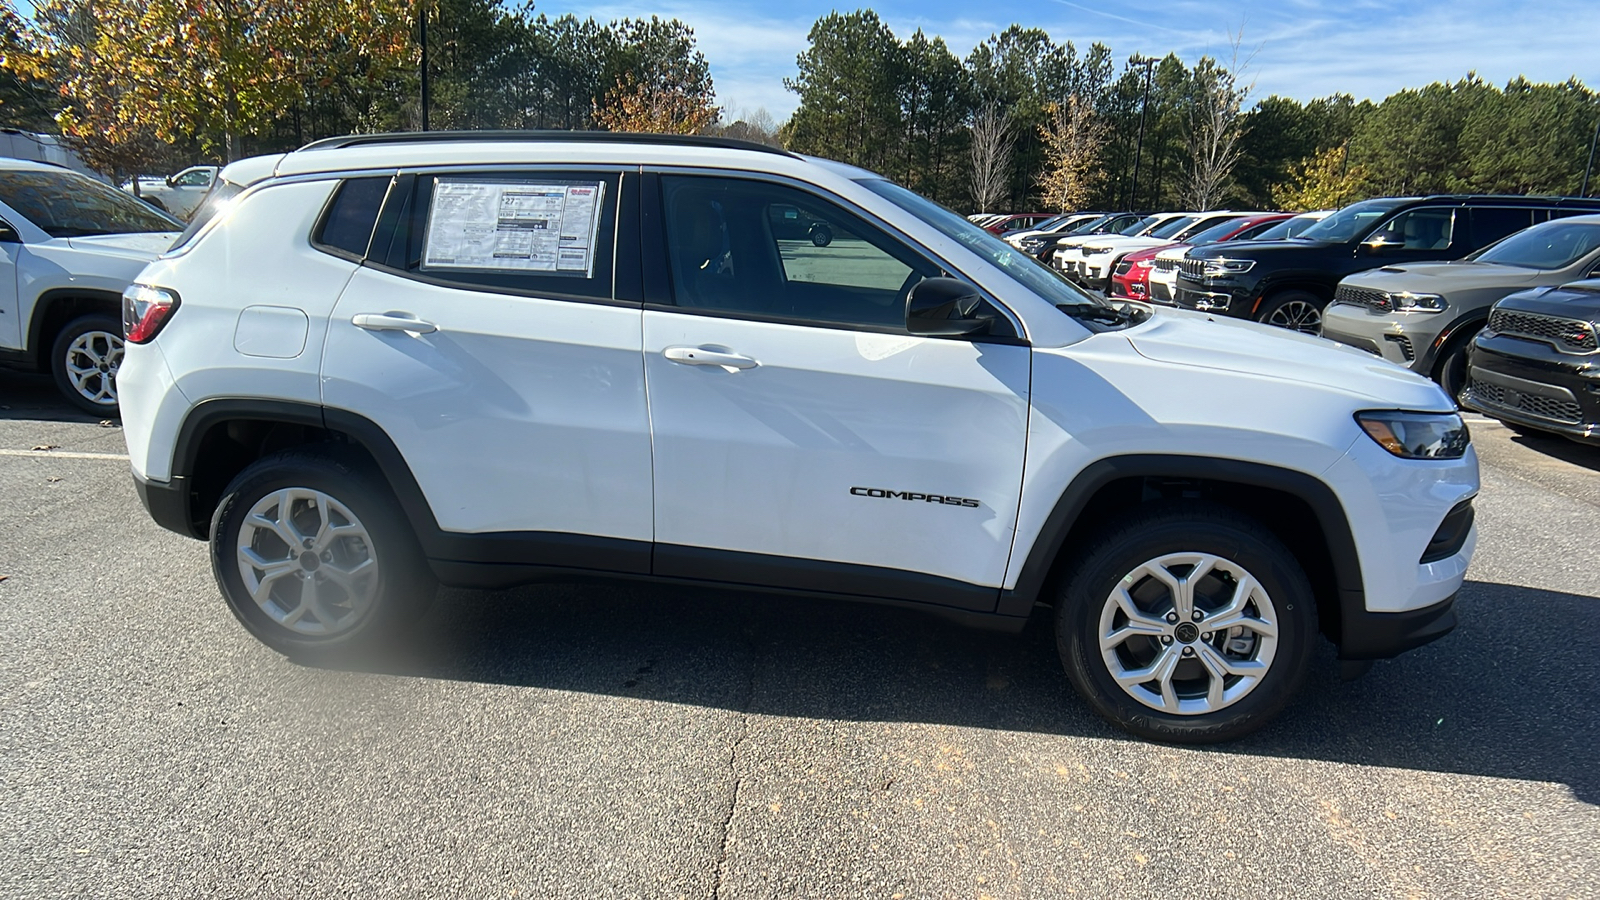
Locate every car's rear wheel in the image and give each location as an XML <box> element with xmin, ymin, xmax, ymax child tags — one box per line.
<box><xmin>51</xmin><ymin>313</ymin><xmax>124</xmax><ymax>415</ymax></box>
<box><xmin>1056</xmin><ymin>504</ymin><xmax>1317</xmax><ymax>743</ymax></box>
<box><xmin>1256</xmin><ymin>290</ymin><xmax>1326</xmax><ymax>334</ymax></box>
<box><xmin>210</xmin><ymin>448</ymin><xmax>436</xmax><ymax>660</ymax></box>
<box><xmin>1432</xmin><ymin>328</ymin><xmax>1479</xmax><ymax>402</ymax></box>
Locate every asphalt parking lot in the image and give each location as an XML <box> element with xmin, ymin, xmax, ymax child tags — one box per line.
<box><xmin>2</xmin><ymin>368</ymin><xmax>1597</xmax><ymax>899</ymax></box>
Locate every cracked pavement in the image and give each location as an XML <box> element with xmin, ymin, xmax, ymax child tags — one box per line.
<box><xmin>2</xmin><ymin>369</ymin><xmax>1598</xmax><ymax>898</ymax></box>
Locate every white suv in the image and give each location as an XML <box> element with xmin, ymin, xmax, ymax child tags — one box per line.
<box><xmin>0</xmin><ymin>159</ymin><xmax>182</xmax><ymax>413</ymax></box>
<box><xmin>118</xmin><ymin>133</ymin><xmax>1479</xmax><ymax>743</ymax></box>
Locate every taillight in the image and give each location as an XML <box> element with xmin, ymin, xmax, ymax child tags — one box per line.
<box><xmin>122</xmin><ymin>284</ymin><xmax>180</xmax><ymax>343</ymax></box>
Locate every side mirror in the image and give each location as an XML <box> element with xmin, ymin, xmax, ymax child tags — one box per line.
<box><xmin>0</xmin><ymin>223</ymin><xmax>18</xmax><ymax>243</ymax></box>
<box><xmin>907</xmin><ymin>277</ymin><xmax>991</xmax><ymax>337</ymax></box>
<box><xmin>1361</xmin><ymin>235</ymin><xmax>1405</xmax><ymax>254</ymax></box>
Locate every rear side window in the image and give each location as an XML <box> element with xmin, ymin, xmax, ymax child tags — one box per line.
<box><xmin>373</xmin><ymin>170</ymin><xmax>620</xmax><ymax>301</ymax></box>
<box><xmin>313</xmin><ymin>177</ymin><xmax>390</xmax><ymax>259</ymax></box>
<box><xmin>1467</xmin><ymin>207</ymin><xmax>1534</xmax><ymax>248</ymax></box>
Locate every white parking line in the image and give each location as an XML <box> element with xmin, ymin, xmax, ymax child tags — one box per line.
<box><xmin>0</xmin><ymin>449</ymin><xmax>130</xmax><ymax>461</ymax></box>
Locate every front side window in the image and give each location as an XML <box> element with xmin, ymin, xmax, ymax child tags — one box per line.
<box><xmin>1367</xmin><ymin>207</ymin><xmax>1455</xmax><ymax>250</ymax></box>
<box><xmin>173</xmin><ymin>169</ymin><xmax>213</xmax><ymax>187</ymax></box>
<box><xmin>0</xmin><ymin>169</ymin><xmax>179</xmax><ymax>237</ymax></box>
<box><xmin>662</xmin><ymin>175</ymin><xmax>942</xmax><ymax>331</ymax></box>
<box><xmin>1470</xmin><ymin>220</ymin><xmax>1600</xmax><ymax>270</ymax></box>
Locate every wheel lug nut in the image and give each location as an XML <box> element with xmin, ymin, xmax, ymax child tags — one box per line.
<box><xmin>302</xmin><ymin>538</ymin><xmax>314</xmax><ymax>549</ymax></box>
<box><xmin>1166</xmin><ymin>613</ymin><xmax>1179</xmax><ymax>624</ymax></box>
<box><xmin>1182</xmin><ymin>647</ymin><xmax>1194</xmax><ymax>656</ymax></box>
<box><xmin>1192</xmin><ymin>610</ymin><xmax>1203</xmax><ymax>621</ymax></box>
<box><xmin>1161</xmin><ymin>635</ymin><xmax>1173</xmax><ymax>645</ymax></box>
<box><xmin>1202</xmin><ymin>632</ymin><xmax>1212</xmax><ymax>641</ymax></box>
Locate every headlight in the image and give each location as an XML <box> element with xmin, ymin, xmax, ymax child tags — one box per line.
<box><xmin>1082</xmin><ymin>245</ymin><xmax>1110</xmax><ymax>255</ymax></box>
<box><xmin>1021</xmin><ymin>238</ymin><xmax>1046</xmax><ymax>251</ymax></box>
<box><xmin>1389</xmin><ymin>291</ymin><xmax>1447</xmax><ymax>313</ymax></box>
<box><xmin>1203</xmin><ymin>258</ymin><xmax>1255</xmax><ymax>277</ymax></box>
<box><xmin>1131</xmin><ymin>258</ymin><xmax>1154</xmax><ymax>269</ymax></box>
<box><xmin>1355</xmin><ymin>411</ymin><xmax>1470</xmax><ymax>459</ymax></box>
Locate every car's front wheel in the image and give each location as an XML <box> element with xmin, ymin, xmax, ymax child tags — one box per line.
<box><xmin>210</xmin><ymin>448</ymin><xmax>436</xmax><ymax>659</ymax></box>
<box><xmin>1056</xmin><ymin>504</ymin><xmax>1317</xmax><ymax>743</ymax></box>
<box><xmin>51</xmin><ymin>313</ymin><xmax>125</xmax><ymax>415</ymax></box>
<box><xmin>1256</xmin><ymin>290</ymin><xmax>1326</xmax><ymax>335</ymax></box>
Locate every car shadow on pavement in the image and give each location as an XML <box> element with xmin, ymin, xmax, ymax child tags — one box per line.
<box><xmin>0</xmin><ymin>370</ymin><xmax>111</xmax><ymax>424</ymax></box>
<box><xmin>1507</xmin><ymin>431</ymin><xmax>1600</xmax><ymax>472</ymax></box>
<box><xmin>374</xmin><ymin>576</ymin><xmax>1599</xmax><ymax>806</ymax></box>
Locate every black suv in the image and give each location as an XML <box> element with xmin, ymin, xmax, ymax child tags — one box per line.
<box><xmin>1176</xmin><ymin>195</ymin><xmax>1600</xmax><ymax>333</ymax></box>
<box><xmin>1461</xmin><ymin>279</ymin><xmax>1600</xmax><ymax>443</ymax></box>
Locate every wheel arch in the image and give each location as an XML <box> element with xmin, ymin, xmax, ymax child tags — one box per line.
<box><xmin>25</xmin><ymin>287</ymin><xmax>124</xmax><ymax>371</ymax></box>
<box><xmin>1250</xmin><ymin>278</ymin><xmax>1336</xmax><ymax>318</ymax></box>
<box><xmin>999</xmin><ymin>455</ymin><xmax>1364</xmax><ymax>645</ymax></box>
<box><xmin>168</xmin><ymin>399</ymin><xmax>443</xmax><ymax>550</ymax></box>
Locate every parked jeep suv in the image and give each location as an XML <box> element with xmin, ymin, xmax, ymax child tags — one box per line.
<box><xmin>0</xmin><ymin>159</ymin><xmax>182</xmax><ymax>413</ymax></box>
<box><xmin>1177</xmin><ymin>195</ymin><xmax>1600</xmax><ymax>333</ymax></box>
<box><xmin>119</xmin><ymin>132</ymin><xmax>1478</xmax><ymax>743</ymax></box>
<box><xmin>1322</xmin><ymin>215</ymin><xmax>1600</xmax><ymax>396</ymax></box>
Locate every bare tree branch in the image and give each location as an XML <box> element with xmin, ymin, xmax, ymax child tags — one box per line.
<box><xmin>968</xmin><ymin>103</ymin><xmax>1014</xmax><ymax>213</ymax></box>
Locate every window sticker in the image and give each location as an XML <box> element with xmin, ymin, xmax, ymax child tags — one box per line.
<box><xmin>421</xmin><ymin>179</ymin><xmax>605</xmax><ymax>276</ymax></box>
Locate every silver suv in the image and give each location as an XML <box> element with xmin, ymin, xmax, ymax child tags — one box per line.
<box><xmin>1322</xmin><ymin>214</ymin><xmax>1600</xmax><ymax>396</ymax></box>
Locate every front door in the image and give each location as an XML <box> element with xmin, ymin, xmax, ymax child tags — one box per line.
<box><xmin>321</xmin><ymin>169</ymin><xmax>653</xmax><ymax>569</ymax></box>
<box><xmin>642</xmin><ymin>174</ymin><xmax>1031</xmax><ymax>610</ymax></box>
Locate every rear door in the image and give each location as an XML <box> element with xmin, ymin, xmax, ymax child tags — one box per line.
<box><xmin>320</xmin><ymin>168</ymin><xmax>653</xmax><ymax>567</ymax></box>
<box><xmin>640</xmin><ymin>173</ymin><xmax>1031</xmax><ymax>610</ymax></box>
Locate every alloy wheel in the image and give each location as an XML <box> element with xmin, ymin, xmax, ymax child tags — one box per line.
<box><xmin>1266</xmin><ymin>300</ymin><xmax>1322</xmax><ymax>334</ymax></box>
<box><xmin>235</xmin><ymin>487</ymin><xmax>380</xmax><ymax>637</ymax></box>
<box><xmin>64</xmin><ymin>330</ymin><xmax>124</xmax><ymax>407</ymax></box>
<box><xmin>1097</xmin><ymin>552</ymin><xmax>1280</xmax><ymax>715</ymax></box>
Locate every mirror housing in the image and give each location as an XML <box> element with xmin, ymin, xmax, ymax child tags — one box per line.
<box><xmin>0</xmin><ymin>222</ymin><xmax>18</xmax><ymax>243</ymax></box>
<box><xmin>1361</xmin><ymin>235</ymin><xmax>1405</xmax><ymax>254</ymax></box>
<box><xmin>906</xmin><ymin>277</ymin><xmax>991</xmax><ymax>337</ymax></box>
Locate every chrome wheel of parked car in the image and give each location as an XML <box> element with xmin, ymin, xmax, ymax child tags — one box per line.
<box><xmin>1265</xmin><ymin>298</ymin><xmax>1322</xmax><ymax>334</ymax></box>
<box><xmin>235</xmin><ymin>487</ymin><xmax>380</xmax><ymax>637</ymax></box>
<box><xmin>1097</xmin><ymin>552</ymin><xmax>1280</xmax><ymax>716</ymax></box>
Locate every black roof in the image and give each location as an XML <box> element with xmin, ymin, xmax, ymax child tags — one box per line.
<box><xmin>297</xmin><ymin>130</ymin><xmax>798</xmax><ymax>158</ymax></box>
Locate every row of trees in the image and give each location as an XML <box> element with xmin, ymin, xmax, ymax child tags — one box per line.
<box><xmin>1</xmin><ymin>3</ymin><xmax>1596</xmax><ymax>213</ymax></box>
<box><xmin>782</xmin><ymin>11</ymin><xmax>1600</xmax><ymax>212</ymax></box>
<box><xmin>0</xmin><ymin>0</ymin><xmax>727</xmax><ymax>178</ymax></box>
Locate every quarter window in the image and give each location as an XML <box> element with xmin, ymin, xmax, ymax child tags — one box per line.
<box><xmin>313</xmin><ymin>177</ymin><xmax>390</xmax><ymax>259</ymax></box>
<box><xmin>660</xmin><ymin>175</ymin><xmax>946</xmax><ymax>332</ymax></box>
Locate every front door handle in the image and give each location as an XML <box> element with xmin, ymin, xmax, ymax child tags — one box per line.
<box><xmin>663</xmin><ymin>346</ymin><xmax>759</xmax><ymax>370</ymax></box>
<box><xmin>352</xmin><ymin>312</ymin><xmax>437</xmax><ymax>334</ymax></box>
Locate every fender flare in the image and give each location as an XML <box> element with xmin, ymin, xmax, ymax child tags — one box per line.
<box><xmin>996</xmin><ymin>454</ymin><xmax>1365</xmax><ymax>622</ymax></box>
<box><xmin>26</xmin><ymin>287</ymin><xmax>125</xmax><ymax>367</ymax></box>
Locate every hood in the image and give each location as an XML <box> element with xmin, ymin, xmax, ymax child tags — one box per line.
<box><xmin>1495</xmin><ymin>281</ymin><xmax>1600</xmax><ymax>322</ymax></box>
<box><xmin>1125</xmin><ymin>242</ymin><xmax>1182</xmax><ymax>262</ymax></box>
<box><xmin>1127</xmin><ymin>308</ymin><xmax>1451</xmax><ymax>408</ymax></box>
<box><xmin>1189</xmin><ymin>238</ymin><xmax>1335</xmax><ymax>259</ymax></box>
<box><xmin>63</xmin><ymin>232</ymin><xmax>180</xmax><ymax>259</ymax></box>
<box><xmin>1343</xmin><ymin>260</ymin><xmax>1542</xmax><ymax>292</ymax></box>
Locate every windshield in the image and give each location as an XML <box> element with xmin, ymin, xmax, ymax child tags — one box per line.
<box><xmin>1067</xmin><ymin>215</ymin><xmax>1113</xmax><ymax>234</ymax></box>
<box><xmin>1468</xmin><ymin>220</ymin><xmax>1600</xmax><ymax>270</ymax></box>
<box><xmin>1184</xmin><ymin>218</ymin><xmax>1250</xmax><ymax>246</ymax></box>
<box><xmin>1121</xmin><ymin>216</ymin><xmax>1159</xmax><ymax>236</ymax></box>
<box><xmin>1148</xmin><ymin>216</ymin><xmax>1198</xmax><ymax>239</ymax></box>
<box><xmin>1296</xmin><ymin>199</ymin><xmax>1405</xmax><ymax>243</ymax></box>
<box><xmin>1176</xmin><ymin>215</ymin><xmax>1243</xmax><ymax>241</ymax></box>
<box><xmin>861</xmin><ymin>179</ymin><xmax>1110</xmax><ymax>309</ymax></box>
<box><xmin>0</xmin><ymin>169</ymin><xmax>179</xmax><ymax>237</ymax></box>
<box><xmin>1031</xmin><ymin>215</ymin><xmax>1070</xmax><ymax>231</ymax></box>
<box><xmin>1252</xmin><ymin>214</ymin><xmax>1319</xmax><ymax>241</ymax></box>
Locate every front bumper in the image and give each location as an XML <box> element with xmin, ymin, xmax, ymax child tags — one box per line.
<box><xmin>1460</xmin><ymin>336</ymin><xmax>1600</xmax><ymax>442</ymax></box>
<box><xmin>1338</xmin><ymin>591</ymin><xmax>1458</xmax><ymax>659</ymax></box>
<box><xmin>1321</xmin><ymin>302</ymin><xmax>1442</xmax><ymax>372</ymax></box>
<box><xmin>1174</xmin><ymin>273</ymin><xmax>1254</xmax><ymax>317</ymax></box>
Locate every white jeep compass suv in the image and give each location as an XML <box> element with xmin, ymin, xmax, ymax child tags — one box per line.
<box><xmin>118</xmin><ymin>132</ymin><xmax>1479</xmax><ymax>743</ymax></box>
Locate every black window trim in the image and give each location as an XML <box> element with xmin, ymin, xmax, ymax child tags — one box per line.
<box><xmin>357</xmin><ymin>163</ymin><xmax>641</xmax><ymax>310</ymax></box>
<box><xmin>640</xmin><ymin>166</ymin><xmax>1028</xmax><ymax>346</ymax></box>
<box><xmin>310</xmin><ymin>174</ymin><xmax>397</xmax><ymax>263</ymax></box>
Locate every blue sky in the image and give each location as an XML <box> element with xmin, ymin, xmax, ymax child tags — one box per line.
<box><xmin>536</xmin><ymin>0</ymin><xmax>1600</xmax><ymax>121</ymax></box>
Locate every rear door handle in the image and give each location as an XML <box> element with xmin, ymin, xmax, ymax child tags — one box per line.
<box><xmin>352</xmin><ymin>313</ymin><xmax>437</xmax><ymax>334</ymax></box>
<box><xmin>663</xmin><ymin>346</ymin><xmax>758</xmax><ymax>370</ymax></box>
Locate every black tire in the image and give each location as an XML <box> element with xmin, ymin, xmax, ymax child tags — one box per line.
<box><xmin>1255</xmin><ymin>290</ymin><xmax>1327</xmax><ymax>334</ymax></box>
<box><xmin>50</xmin><ymin>312</ymin><xmax>124</xmax><ymax>416</ymax></box>
<box><xmin>1432</xmin><ymin>328</ymin><xmax>1478</xmax><ymax>402</ymax></box>
<box><xmin>209</xmin><ymin>447</ymin><xmax>437</xmax><ymax>661</ymax></box>
<box><xmin>809</xmin><ymin>225</ymin><xmax>832</xmax><ymax>247</ymax></box>
<box><xmin>1055</xmin><ymin>503</ymin><xmax>1317</xmax><ymax>743</ymax></box>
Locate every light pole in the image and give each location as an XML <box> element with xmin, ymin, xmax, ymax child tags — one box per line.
<box><xmin>1582</xmin><ymin>115</ymin><xmax>1600</xmax><ymax>198</ymax></box>
<box><xmin>419</xmin><ymin>0</ymin><xmax>431</xmax><ymax>131</ymax></box>
<box><xmin>1127</xmin><ymin>56</ymin><xmax>1157</xmax><ymax>210</ymax></box>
